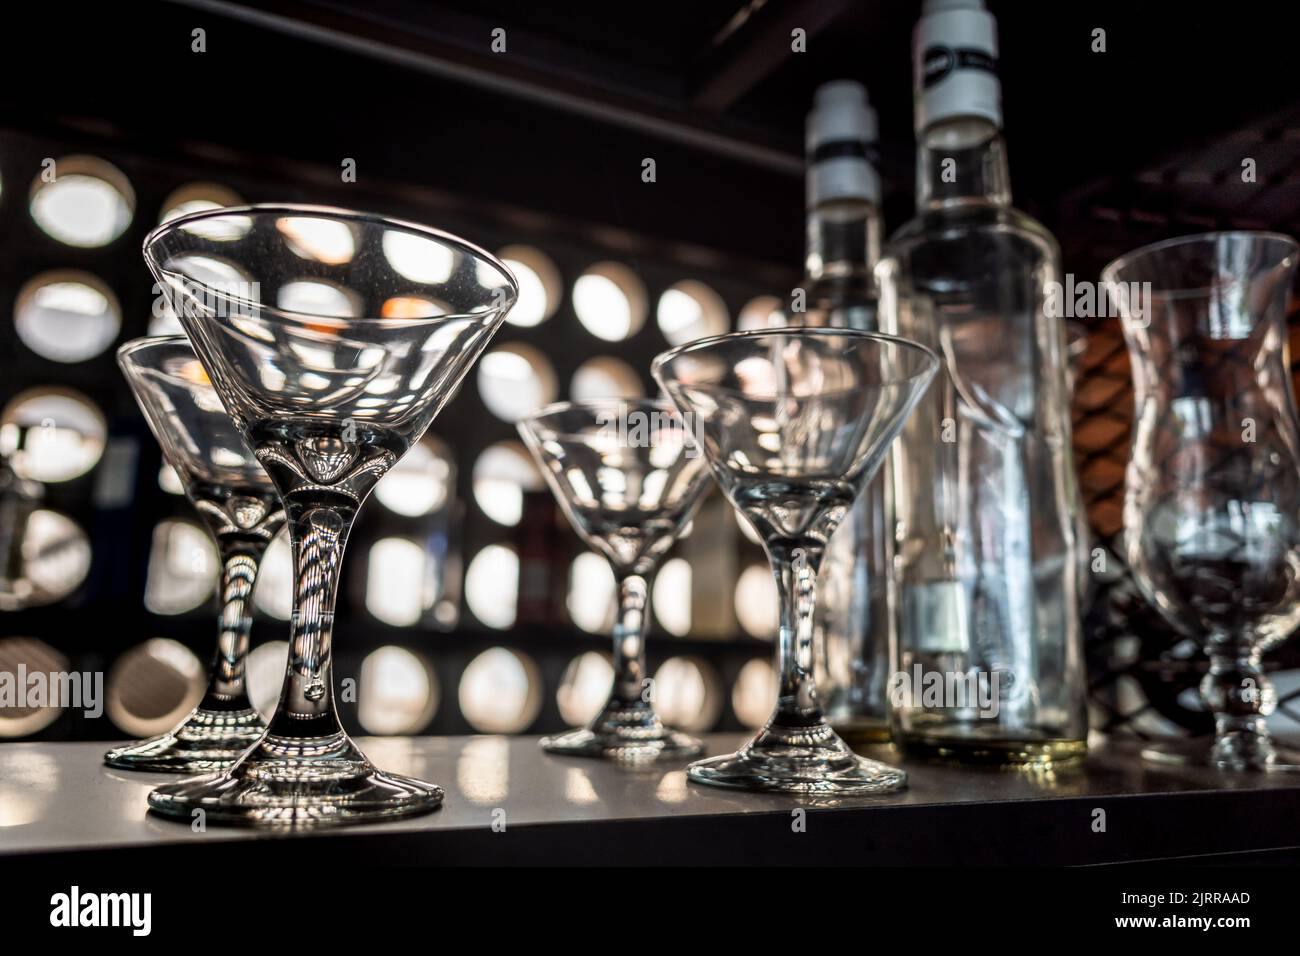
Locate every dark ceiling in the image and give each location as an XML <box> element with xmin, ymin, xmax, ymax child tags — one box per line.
<box><xmin>3</xmin><ymin>0</ymin><xmax>1299</xmax><ymax>273</ymax></box>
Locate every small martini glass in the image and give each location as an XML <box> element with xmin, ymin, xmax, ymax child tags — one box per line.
<box><xmin>106</xmin><ymin>335</ymin><xmax>284</xmax><ymax>773</ymax></box>
<box><xmin>654</xmin><ymin>328</ymin><xmax>937</xmax><ymax>793</ymax></box>
<box><xmin>518</xmin><ymin>399</ymin><xmax>712</xmax><ymax>761</ymax></box>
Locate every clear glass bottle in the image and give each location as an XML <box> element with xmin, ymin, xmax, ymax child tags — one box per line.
<box><xmin>786</xmin><ymin>81</ymin><xmax>893</xmax><ymax>745</ymax></box>
<box><xmin>876</xmin><ymin>0</ymin><xmax>1088</xmax><ymax>765</ymax></box>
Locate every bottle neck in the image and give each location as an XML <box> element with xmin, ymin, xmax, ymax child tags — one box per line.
<box><xmin>804</xmin><ymin>197</ymin><xmax>881</xmax><ymax>282</ymax></box>
<box><xmin>916</xmin><ymin>117</ymin><xmax>1011</xmax><ymax>210</ymax></box>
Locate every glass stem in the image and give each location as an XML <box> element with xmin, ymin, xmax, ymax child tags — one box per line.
<box><xmin>268</xmin><ymin>502</ymin><xmax>356</xmax><ymax>738</ymax></box>
<box><xmin>1204</xmin><ymin>631</ymin><xmax>1275</xmax><ymax>759</ymax></box>
<box><xmin>609</xmin><ymin>570</ymin><xmax>652</xmax><ymax>710</ymax></box>
<box><xmin>768</xmin><ymin>541</ymin><xmax>826</xmax><ymax>729</ymax></box>
<box><xmin>199</xmin><ymin>537</ymin><xmax>268</xmax><ymax>711</ymax></box>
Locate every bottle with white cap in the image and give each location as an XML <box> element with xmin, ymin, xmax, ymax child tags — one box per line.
<box><xmin>786</xmin><ymin>80</ymin><xmax>893</xmax><ymax>745</ymax></box>
<box><xmin>876</xmin><ymin>0</ymin><xmax>1088</xmax><ymax>765</ymax></box>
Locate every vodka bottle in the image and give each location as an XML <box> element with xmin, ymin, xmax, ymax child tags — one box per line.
<box><xmin>789</xmin><ymin>81</ymin><xmax>893</xmax><ymax>744</ymax></box>
<box><xmin>876</xmin><ymin>0</ymin><xmax>1088</xmax><ymax>765</ymax></box>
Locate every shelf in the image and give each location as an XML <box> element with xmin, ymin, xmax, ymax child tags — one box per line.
<box><xmin>3</xmin><ymin>735</ymin><xmax>1298</xmax><ymax>865</ymax></box>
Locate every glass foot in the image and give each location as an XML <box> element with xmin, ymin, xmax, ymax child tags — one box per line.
<box><xmin>540</xmin><ymin>727</ymin><xmax>702</xmax><ymax>762</ymax></box>
<box><xmin>1142</xmin><ymin>736</ymin><xmax>1300</xmax><ymax>773</ymax></box>
<box><xmin>688</xmin><ymin>720</ymin><xmax>907</xmax><ymax>794</ymax></box>
<box><xmin>542</xmin><ymin>699</ymin><xmax>702</xmax><ymax>762</ymax></box>
<box><xmin>103</xmin><ymin>706</ymin><xmax>267</xmax><ymax>773</ymax></box>
<box><xmin>147</xmin><ymin>730</ymin><xmax>444</xmax><ymax>827</ymax></box>
<box><xmin>538</xmin><ymin>702</ymin><xmax>702</xmax><ymax>770</ymax></box>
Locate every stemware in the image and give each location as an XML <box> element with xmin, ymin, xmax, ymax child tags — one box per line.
<box><xmin>1108</xmin><ymin>231</ymin><xmax>1300</xmax><ymax>772</ymax></box>
<box><xmin>105</xmin><ymin>336</ymin><xmax>285</xmax><ymax>772</ymax></box>
<box><xmin>143</xmin><ymin>204</ymin><xmax>517</xmax><ymax>824</ymax></box>
<box><xmin>654</xmin><ymin>328</ymin><xmax>938</xmax><ymax>792</ymax></box>
<box><xmin>518</xmin><ymin>399</ymin><xmax>712</xmax><ymax>761</ymax></box>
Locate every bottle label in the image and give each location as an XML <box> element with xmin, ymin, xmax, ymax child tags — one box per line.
<box><xmin>920</xmin><ymin>46</ymin><xmax>998</xmax><ymax>88</ymax></box>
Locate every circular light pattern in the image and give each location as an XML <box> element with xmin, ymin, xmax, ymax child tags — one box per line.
<box><xmin>498</xmin><ymin>245</ymin><xmax>561</xmax><ymax>328</ymax></box>
<box><xmin>0</xmin><ymin>510</ymin><xmax>92</xmax><ymax>611</ymax></box>
<box><xmin>735</xmin><ymin>563</ymin><xmax>778</xmax><ymax>638</ymax></box>
<box><xmin>29</xmin><ymin>156</ymin><xmax>134</xmax><ymax>247</ymax></box>
<box><xmin>158</xmin><ymin>463</ymin><xmax>185</xmax><ymax>495</ymax></box>
<box><xmin>738</xmin><ymin>295</ymin><xmax>786</xmax><ymax>331</ymax></box>
<box><xmin>736</xmin><ymin>511</ymin><xmax>764</xmax><ymax>545</ymax></box>
<box><xmin>0</xmin><ymin>387</ymin><xmax>107</xmax><ymax>483</ymax></box>
<box><xmin>383</xmin><ymin>229</ymin><xmax>454</xmax><ymax>284</ymax></box>
<box><xmin>246</xmin><ymin>641</ymin><xmax>288</xmax><ymax>720</ymax></box>
<box><xmin>653</xmin><ymin>656</ymin><xmax>722</xmax><ymax>733</ymax></box>
<box><xmin>568</xmin><ymin>551</ymin><xmax>615</xmax><ymax>633</ymax></box>
<box><xmin>277</xmin><ymin>279</ymin><xmax>359</xmax><ymax>318</ymax></box>
<box><xmin>570</xmin><ymin>356</ymin><xmax>644</xmax><ymax>401</ymax></box>
<box><xmin>144</xmin><ymin>519</ymin><xmax>218</xmax><ymax>615</ymax></box>
<box><xmin>374</xmin><ymin>435</ymin><xmax>453</xmax><ymax>516</ymax></box>
<box><xmin>252</xmin><ymin>528</ymin><xmax>292</xmax><ymax>620</ymax></box>
<box><xmin>381</xmin><ymin>295</ymin><xmax>442</xmax><ymax>319</ymax></box>
<box><xmin>652</xmin><ymin>557</ymin><xmax>692</xmax><ymax>636</ymax></box>
<box><xmin>159</xmin><ymin>183</ymin><xmax>248</xmax><ymax>240</ymax></box>
<box><xmin>573</xmin><ymin>262</ymin><xmax>647</xmax><ymax>342</ymax></box>
<box><xmin>0</xmin><ymin>638</ymin><xmax>70</xmax><ymax>737</ymax></box>
<box><xmin>365</xmin><ymin>537</ymin><xmax>432</xmax><ymax>627</ymax></box>
<box><xmin>358</xmin><ymin>646</ymin><xmax>438</xmax><ymax>735</ymax></box>
<box><xmin>472</xmin><ymin>441</ymin><xmax>542</xmax><ymax>526</ymax></box>
<box><xmin>459</xmin><ymin>647</ymin><xmax>542</xmax><ymax>734</ymax></box>
<box><xmin>277</xmin><ymin>216</ymin><xmax>357</xmax><ymax>265</ymax></box>
<box><xmin>14</xmin><ymin>271</ymin><xmax>121</xmax><ymax>363</ymax></box>
<box><xmin>732</xmin><ymin>657</ymin><xmax>778</xmax><ymax>729</ymax></box>
<box><xmin>556</xmin><ymin>651</ymin><xmax>614</xmax><ymax>727</ymax></box>
<box><xmin>465</xmin><ymin>544</ymin><xmax>519</xmax><ymax>629</ymax></box>
<box><xmin>106</xmin><ymin>638</ymin><xmax>205</xmax><ymax>737</ymax></box>
<box><xmin>656</xmin><ymin>280</ymin><xmax>729</xmax><ymax>346</ymax></box>
<box><xmin>477</xmin><ymin>344</ymin><xmax>558</xmax><ymax>423</ymax></box>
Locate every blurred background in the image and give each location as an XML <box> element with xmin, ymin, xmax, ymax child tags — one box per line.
<box><xmin>2</xmin><ymin>0</ymin><xmax>1300</xmax><ymax>745</ymax></box>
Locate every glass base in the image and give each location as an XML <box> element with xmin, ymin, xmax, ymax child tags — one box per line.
<box><xmin>147</xmin><ymin>730</ymin><xmax>444</xmax><ymax>827</ymax></box>
<box><xmin>687</xmin><ymin>719</ymin><xmax>907</xmax><ymax>794</ymax></box>
<box><xmin>103</xmin><ymin>706</ymin><xmax>267</xmax><ymax>774</ymax></box>
<box><xmin>540</xmin><ymin>727</ymin><xmax>702</xmax><ymax>762</ymax></box>
<box><xmin>830</xmin><ymin>716</ymin><xmax>892</xmax><ymax>749</ymax></box>
<box><xmin>901</xmin><ymin>731</ymin><xmax>1087</xmax><ymax>769</ymax></box>
<box><xmin>1142</xmin><ymin>736</ymin><xmax>1300</xmax><ymax>773</ymax></box>
<box><xmin>541</xmin><ymin>700</ymin><xmax>703</xmax><ymax>762</ymax></box>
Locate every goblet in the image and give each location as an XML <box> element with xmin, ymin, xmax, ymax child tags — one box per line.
<box><xmin>143</xmin><ymin>204</ymin><xmax>517</xmax><ymax>824</ymax></box>
<box><xmin>105</xmin><ymin>336</ymin><xmax>285</xmax><ymax>772</ymax></box>
<box><xmin>654</xmin><ymin>328</ymin><xmax>938</xmax><ymax>793</ymax></box>
<box><xmin>518</xmin><ymin>399</ymin><xmax>711</xmax><ymax>761</ymax></box>
<box><xmin>1108</xmin><ymin>231</ymin><xmax>1300</xmax><ymax>771</ymax></box>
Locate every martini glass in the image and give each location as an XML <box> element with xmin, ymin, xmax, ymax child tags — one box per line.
<box><xmin>654</xmin><ymin>329</ymin><xmax>938</xmax><ymax>793</ymax></box>
<box><xmin>518</xmin><ymin>399</ymin><xmax>712</xmax><ymax>761</ymax></box>
<box><xmin>105</xmin><ymin>335</ymin><xmax>284</xmax><ymax>773</ymax></box>
<box><xmin>143</xmin><ymin>204</ymin><xmax>517</xmax><ymax>825</ymax></box>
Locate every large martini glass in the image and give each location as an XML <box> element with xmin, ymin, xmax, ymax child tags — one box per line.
<box><xmin>106</xmin><ymin>335</ymin><xmax>284</xmax><ymax>773</ymax></box>
<box><xmin>518</xmin><ymin>399</ymin><xmax>712</xmax><ymax>761</ymax></box>
<box><xmin>143</xmin><ymin>204</ymin><xmax>517</xmax><ymax>825</ymax></box>
<box><xmin>654</xmin><ymin>329</ymin><xmax>937</xmax><ymax>793</ymax></box>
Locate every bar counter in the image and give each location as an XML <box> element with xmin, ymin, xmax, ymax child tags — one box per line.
<box><xmin>3</xmin><ymin>735</ymin><xmax>1298</xmax><ymax>865</ymax></box>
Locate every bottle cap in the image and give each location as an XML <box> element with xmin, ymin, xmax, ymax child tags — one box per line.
<box><xmin>914</xmin><ymin>0</ymin><xmax>1001</xmax><ymax>133</ymax></box>
<box><xmin>806</xmin><ymin>80</ymin><xmax>880</xmax><ymax>207</ymax></box>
